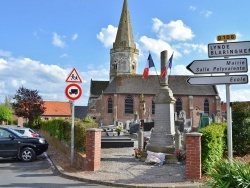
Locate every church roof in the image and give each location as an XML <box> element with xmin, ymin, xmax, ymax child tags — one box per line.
<box><xmin>90</xmin><ymin>80</ymin><xmax>110</xmax><ymax>98</ymax></box>
<box><xmin>75</xmin><ymin>106</ymin><xmax>88</xmax><ymax>119</ymax></box>
<box><xmin>90</xmin><ymin>75</ymin><xmax>219</xmax><ymax>97</ymax></box>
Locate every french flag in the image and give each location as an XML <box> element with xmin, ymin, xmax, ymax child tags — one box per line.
<box><xmin>142</xmin><ymin>53</ymin><xmax>155</xmax><ymax>78</ymax></box>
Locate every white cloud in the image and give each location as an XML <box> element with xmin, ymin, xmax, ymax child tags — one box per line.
<box><xmin>60</xmin><ymin>54</ymin><xmax>68</xmax><ymax>58</ymax></box>
<box><xmin>139</xmin><ymin>36</ymin><xmax>175</xmax><ymax>57</ymax></box>
<box><xmin>172</xmin><ymin>65</ymin><xmax>192</xmax><ymax>75</ymax></box>
<box><xmin>200</xmin><ymin>10</ymin><xmax>213</xmax><ymax>18</ymax></box>
<box><xmin>173</xmin><ymin>43</ymin><xmax>207</xmax><ymax>54</ymax></box>
<box><xmin>0</xmin><ymin>50</ymin><xmax>11</xmax><ymax>57</ymax></box>
<box><xmin>72</xmin><ymin>33</ymin><xmax>78</xmax><ymax>40</ymax></box>
<box><xmin>0</xmin><ymin>54</ymin><xmax>109</xmax><ymax>105</ymax></box>
<box><xmin>97</xmin><ymin>25</ymin><xmax>117</xmax><ymax>48</ymax></box>
<box><xmin>189</xmin><ymin>6</ymin><xmax>196</xmax><ymax>11</ymax></box>
<box><xmin>52</xmin><ymin>32</ymin><xmax>66</xmax><ymax>48</ymax></box>
<box><xmin>152</xmin><ymin>18</ymin><xmax>195</xmax><ymax>42</ymax></box>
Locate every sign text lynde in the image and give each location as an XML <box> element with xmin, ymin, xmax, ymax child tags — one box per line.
<box><xmin>208</xmin><ymin>41</ymin><xmax>250</xmax><ymax>58</ymax></box>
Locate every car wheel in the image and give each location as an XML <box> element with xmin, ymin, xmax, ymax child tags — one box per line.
<box><xmin>20</xmin><ymin>147</ymin><xmax>36</xmax><ymax>162</ymax></box>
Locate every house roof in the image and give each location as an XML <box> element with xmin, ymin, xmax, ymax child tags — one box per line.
<box><xmin>75</xmin><ymin>106</ymin><xmax>88</xmax><ymax>119</ymax></box>
<box><xmin>90</xmin><ymin>75</ymin><xmax>219</xmax><ymax>97</ymax></box>
<box><xmin>43</xmin><ymin>101</ymin><xmax>71</xmax><ymax>116</ymax></box>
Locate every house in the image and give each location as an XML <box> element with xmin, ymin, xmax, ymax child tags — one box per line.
<box><xmin>86</xmin><ymin>0</ymin><xmax>221</xmax><ymax>126</ymax></box>
<box><xmin>41</xmin><ymin>101</ymin><xmax>71</xmax><ymax>120</ymax></box>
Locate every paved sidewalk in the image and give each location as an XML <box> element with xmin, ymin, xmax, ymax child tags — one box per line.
<box><xmin>48</xmin><ymin>146</ymin><xmax>209</xmax><ymax>188</ymax></box>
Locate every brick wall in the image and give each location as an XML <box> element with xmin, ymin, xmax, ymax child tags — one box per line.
<box><xmin>185</xmin><ymin>132</ymin><xmax>202</xmax><ymax>179</ymax></box>
<box><xmin>40</xmin><ymin>130</ymin><xmax>86</xmax><ymax>170</ymax></box>
<box><xmin>40</xmin><ymin>129</ymin><xmax>102</xmax><ymax>172</ymax></box>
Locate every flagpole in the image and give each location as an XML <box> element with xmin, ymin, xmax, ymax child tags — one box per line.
<box><xmin>153</xmin><ymin>66</ymin><xmax>161</xmax><ymax>86</ymax></box>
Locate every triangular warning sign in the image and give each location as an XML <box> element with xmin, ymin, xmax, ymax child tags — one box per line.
<box><xmin>65</xmin><ymin>68</ymin><xmax>82</xmax><ymax>83</ymax></box>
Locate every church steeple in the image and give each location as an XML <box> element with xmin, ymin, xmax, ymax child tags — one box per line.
<box><xmin>113</xmin><ymin>0</ymin><xmax>136</xmax><ymax>49</ymax></box>
<box><xmin>110</xmin><ymin>0</ymin><xmax>139</xmax><ymax>82</ymax></box>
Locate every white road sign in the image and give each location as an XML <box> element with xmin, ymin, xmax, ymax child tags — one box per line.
<box><xmin>208</xmin><ymin>41</ymin><xmax>250</xmax><ymax>58</ymax></box>
<box><xmin>186</xmin><ymin>58</ymin><xmax>248</xmax><ymax>74</ymax></box>
<box><xmin>187</xmin><ymin>75</ymin><xmax>248</xmax><ymax>85</ymax></box>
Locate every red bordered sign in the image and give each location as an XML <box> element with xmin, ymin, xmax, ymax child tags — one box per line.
<box><xmin>65</xmin><ymin>68</ymin><xmax>82</xmax><ymax>83</ymax></box>
<box><xmin>65</xmin><ymin>83</ymin><xmax>82</xmax><ymax>101</ymax></box>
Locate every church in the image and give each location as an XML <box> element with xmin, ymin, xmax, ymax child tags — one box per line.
<box><xmin>86</xmin><ymin>0</ymin><xmax>221</xmax><ymax>126</ymax></box>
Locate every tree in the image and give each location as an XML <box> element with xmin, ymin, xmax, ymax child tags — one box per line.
<box><xmin>0</xmin><ymin>105</ymin><xmax>13</xmax><ymax>124</ymax></box>
<box><xmin>231</xmin><ymin>102</ymin><xmax>250</xmax><ymax>155</ymax></box>
<box><xmin>4</xmin><ymin>95</ymin><xmax>12</xmax><ymax>108</ymax></box>
<box><xmin>12</xmin><ymin>86</ymin><xmax>46</xmax><ymax>127</ymax></box>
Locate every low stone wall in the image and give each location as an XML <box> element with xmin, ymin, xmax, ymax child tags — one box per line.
<box><xmin>40</xmin><ymin>130</ymin><xmax>86</xmax><ymax>170</ymax></box>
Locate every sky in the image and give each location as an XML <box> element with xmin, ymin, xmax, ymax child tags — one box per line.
<box><xmin>1</xmin><ymin>0</ymin><xmax>250</xmax><ymax>106</ymax></box>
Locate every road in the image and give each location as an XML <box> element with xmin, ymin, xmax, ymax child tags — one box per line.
<box><xmin>0</xmin><ymin>153</ymin><xmax>110</xmax><ymax>188</ymax></box>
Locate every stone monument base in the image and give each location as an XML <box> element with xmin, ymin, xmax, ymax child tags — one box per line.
<box><xmin>146</xmin><ymin>144</ymin><xmax>174</xmax><ymax>153</ymax></box>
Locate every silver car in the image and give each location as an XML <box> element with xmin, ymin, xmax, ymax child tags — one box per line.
<box><xmin>5</xmin><ymin>126</ymin><xmax>40</xmax><ymax>138</ymax></box>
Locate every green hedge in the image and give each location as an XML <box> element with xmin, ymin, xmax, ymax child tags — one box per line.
<box><xmin>200</xmin><ymin>123</ymin><xmax>227</xmax><ymax>173</ymax></box>
<box><xmin>41</xmin><ymin>119</ymin><xmax>99</xmax><ymax>153</ymax></box>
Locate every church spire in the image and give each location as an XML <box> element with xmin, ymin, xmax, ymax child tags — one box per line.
<box><xmin>113</xmin><ymin>0</ymin><xmax>136</xmax><ymax>49</ymax></box>
<box><xmin>109</xmin><ymin>0</ymin><xmax>139</xmax><ymax>81</ymax></box>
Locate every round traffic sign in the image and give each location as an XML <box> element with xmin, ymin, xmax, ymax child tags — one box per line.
<box><xmin>65</xmin><ymin>83</ymin><xmax>82</xmax><ymax>100</ymax></box>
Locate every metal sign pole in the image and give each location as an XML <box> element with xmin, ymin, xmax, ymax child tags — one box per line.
<box><xmin>71</xmin><ymin>100</ymin><xmax>75</xmax><ymax>164</ymax></box>
<box><xmin>226</xmin><ymin>79</ymin><xmax>233</xmax><ymax>162</ymax></box>
<box><xmin>224</xmin><ymin>39</ymin><xmax>233</xmax><ymax>163</ymax></box>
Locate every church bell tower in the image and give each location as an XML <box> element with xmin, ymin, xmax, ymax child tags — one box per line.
<box><xmin>110</xmin><ymin>0</ymin><xmax>139</xmax><ymax>82</ymax></box>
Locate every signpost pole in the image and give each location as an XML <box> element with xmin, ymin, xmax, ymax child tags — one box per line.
<box><xmin>224</xmin><ymin>38</ymin><xmax>233</xmax><ymax>163</ymax></box>
<box><xmin>71</xmin><ymin>100</ymin><xmax>75</xmax><ymax>164</ymax></box>
<box><xmin>226</xmin><ymin>83</ymin><xmax>233</xmax><ymax>163</ymax></box>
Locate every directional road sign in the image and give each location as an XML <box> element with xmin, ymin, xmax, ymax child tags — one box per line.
<box><xmin>187</xmin><ymin>75</ymin><xmax>248</xmax><ymax>85</ymax></box>
<box><xmin>186</xmin><ymin>58</ymin><xmax>248</xmax><ymax>74</ymax></box>
<box><xmin>65</xmin><ymin>83</ymin><xmax>82</xmax><ymax>100</ymax></box>
<box><xmin>66</xmin><ymin>68</ymin><xmax>82</xmax><ymax>83</ymax></box>
<box><xmin>208</xmin><ymin>41</ymin><xmax>250</xmax><ymax>58</ymax></box>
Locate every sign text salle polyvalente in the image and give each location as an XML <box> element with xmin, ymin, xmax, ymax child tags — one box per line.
<box><xmin>208</xmin><ymin>41</ymin><xmax>250</xmax><ymax>58</ymax></box>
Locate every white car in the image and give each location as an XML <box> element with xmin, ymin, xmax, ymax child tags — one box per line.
<box><xmin>5</xmin><ymin>126</ymin><xmax>40</xmax><ymax>138</ymax></box>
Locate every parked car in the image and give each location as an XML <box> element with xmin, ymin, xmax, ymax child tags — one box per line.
<box><xmin>0</xmin><ymin>126</ymin><xmax>49</xmax><ymax>162</ymax></box>
<box><xmin>10</xmin><ymin>126</ymin><xmax>40</xmax><ymax>138</ymax></box>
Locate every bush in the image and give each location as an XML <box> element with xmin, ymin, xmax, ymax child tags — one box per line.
<box><xmin>41</xmin><ymin>119</ymin><xmax>98</xmax><ymax>153</ymax></box>
<box><xmin>200</xmin><ymin>123</ymin><xmax>227</xmax><ymax>173</ymax></box>
<box><xmin>205</xmin><ymin>159</ymin><xmax>250</xmax><ymax>188</ymax></box>
<box><xmin>232</xmin><ymin>102</ymin><xmax>250</xmax><ymax>155</ymax></box>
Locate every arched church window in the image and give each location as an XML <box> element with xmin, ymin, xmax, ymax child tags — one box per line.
<box><xmin>107</xmin><ymin>98</ymin><xmax>113</xmax><ymax>113</ymax></box>
<box><xmin>175</xmin><ymin>98</ymin><xmax>182</xmax><ymax>116</ymax></box>
<box><xmin>204</xmin><ymin>98</ymin><xmax>209</xmax><ymax>115</ymax></box>
<box><xmin>152</xmin><ymin>100</ymin><xmax>155</xmax><ymax>114</ymax></box>
<box><xmin>125</xmin><ymin>96</ymin><xmax>134</xmax><ymax>114</ymax></box>
<box><xmin>113</xmin><ymin>64</ymin><xmax>117</xmax><ymax>70</ymax></box>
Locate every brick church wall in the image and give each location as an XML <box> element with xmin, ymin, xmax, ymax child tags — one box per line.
<box><xmin>93</xmin><ymin>93</ymin><xmax>219</xmax><ymax>126</ymax></box>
